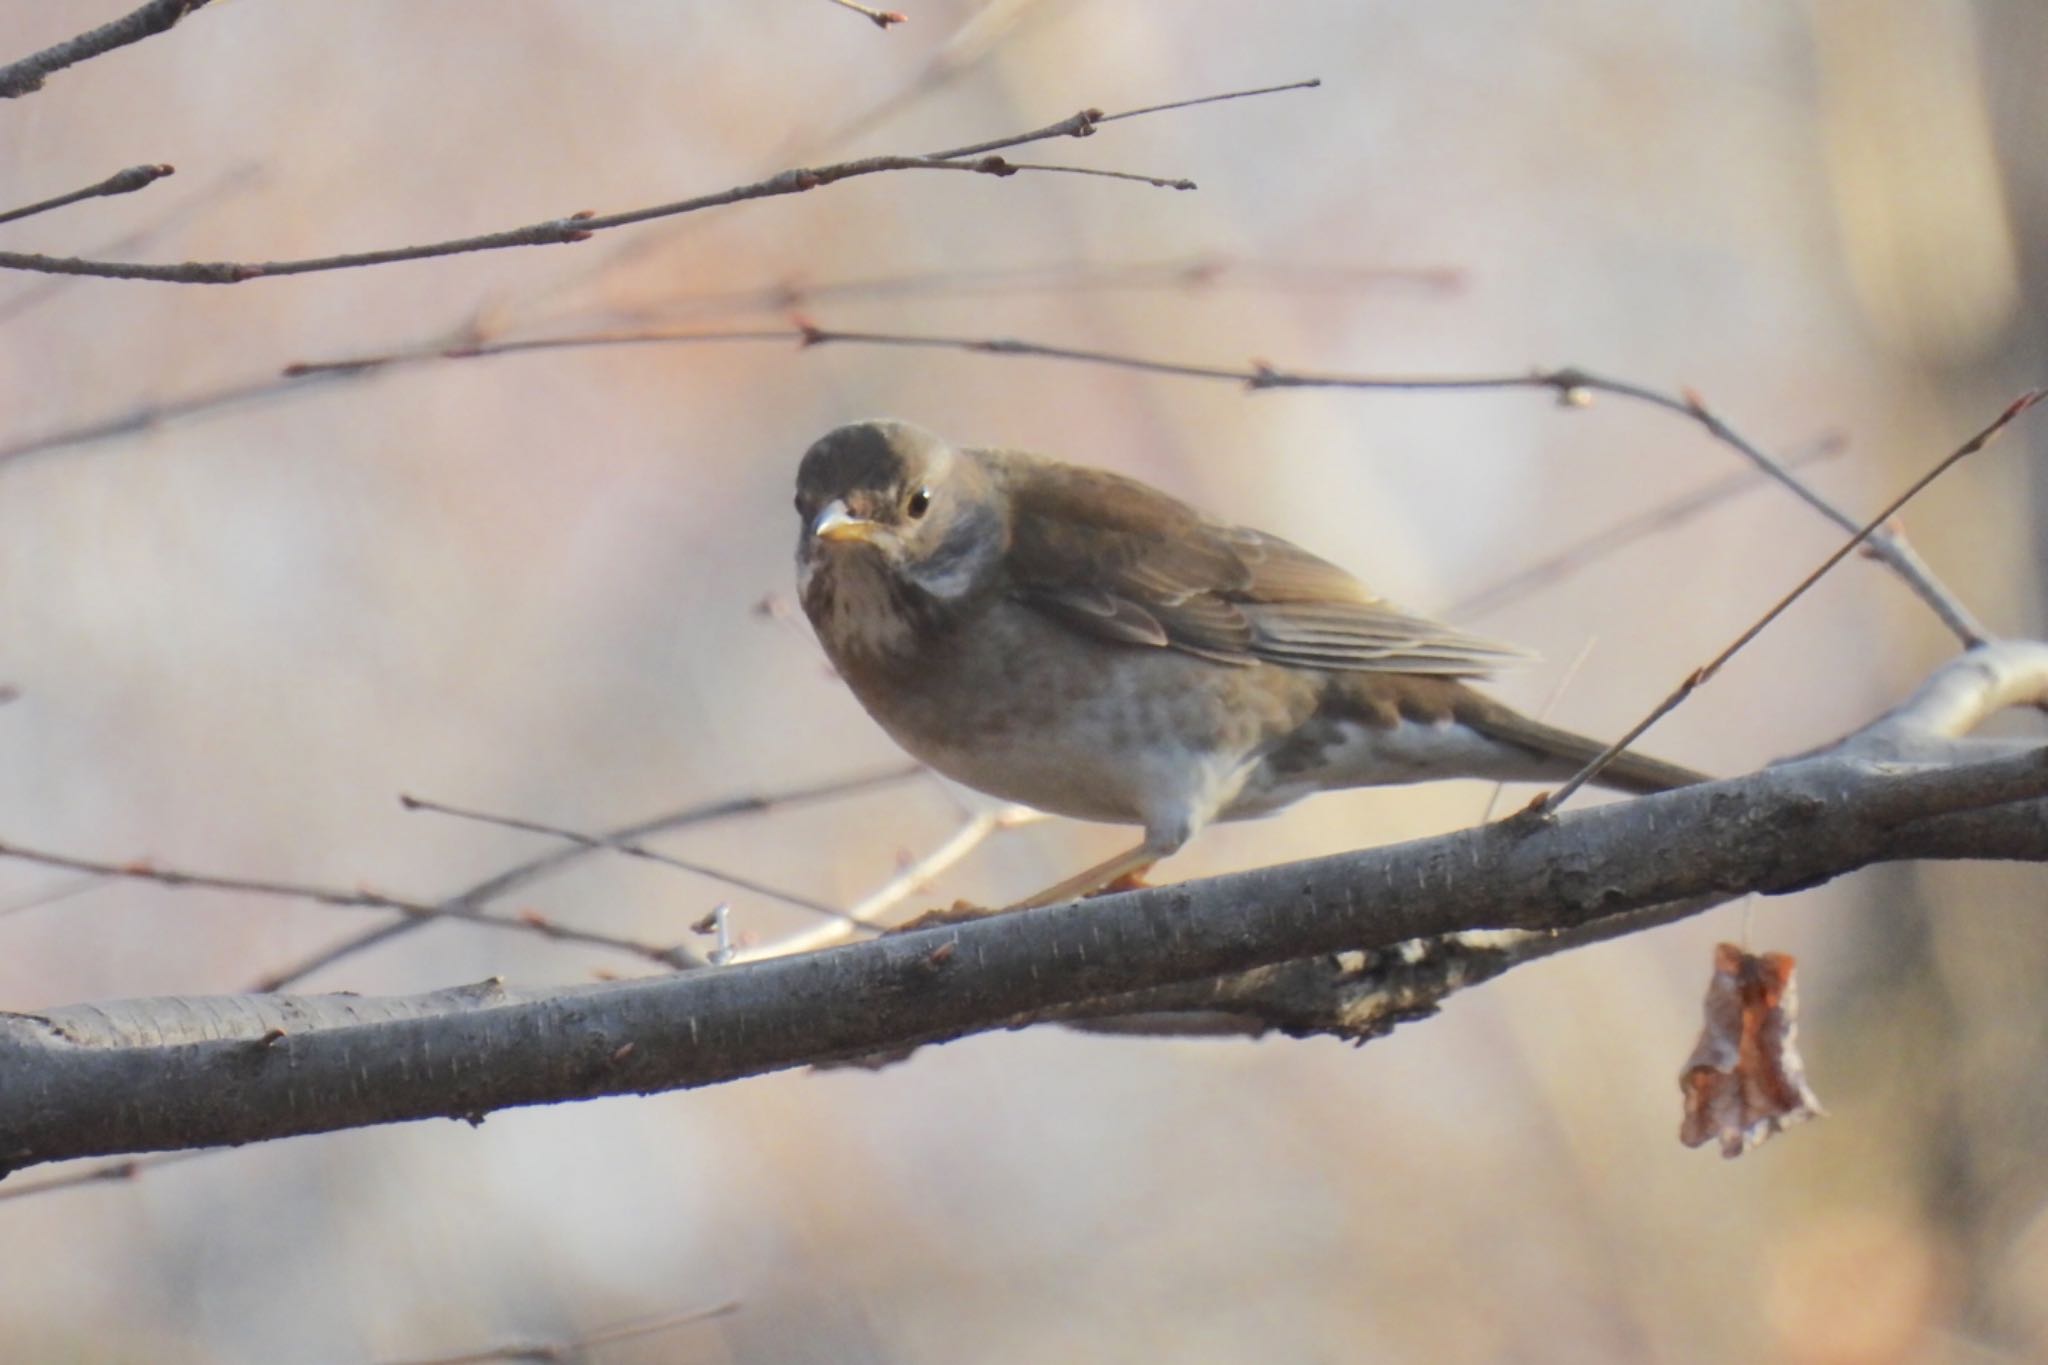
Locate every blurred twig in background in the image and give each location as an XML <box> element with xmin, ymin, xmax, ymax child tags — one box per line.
<box><xmin>379</xmin><ymin>1301</ymin><xmax>739</xmax><ymax>1365</ymax></box>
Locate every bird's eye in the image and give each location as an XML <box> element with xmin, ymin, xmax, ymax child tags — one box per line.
<box><xmin>906</xmin><ymin>487</ymin><xmax>932</xmax><ymax>519</ymax></box>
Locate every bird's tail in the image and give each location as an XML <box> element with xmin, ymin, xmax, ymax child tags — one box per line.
<box><xmin>1453</xmin><ymin>690</ymin><xmax>1707</xmax><ymax>795</ymax></box>
<box><xmin>1317</xmin><ymin>674</ymin><xmax>1708</xmax><ymax>796</ymax></box>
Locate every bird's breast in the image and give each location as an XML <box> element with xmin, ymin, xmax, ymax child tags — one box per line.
<box><xmin>817</xmin><ymin>595</ymin><xmax>1318</xmax><ymax>829</ymax></box>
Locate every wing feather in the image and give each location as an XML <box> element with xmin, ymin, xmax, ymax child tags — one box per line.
<box><xmin>990</xmin><ymin>450</ymin><xmax>1527</xmax><ymax>677</ymax></box>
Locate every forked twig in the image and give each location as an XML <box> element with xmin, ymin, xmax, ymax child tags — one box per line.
<box><xmin>1538</xmin><ymin>390</ymin><xmax>2044</xmax><ymax>810</ymax></box>
<box><xmin>397</xmin><ymin>792</ymin><xmax>859</xmax><ymax>924</ymax></box>
<box><xmin>248</xmin><ymin>765</ymin><xmax>921</xmax><ymax>990</ymax></box>
<box><xmin>0</xmin><ymin>81</ymin><xmax>1316</xmax><ymax>284</ymax></box>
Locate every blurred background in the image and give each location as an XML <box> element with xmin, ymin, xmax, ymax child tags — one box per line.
<box><xmin>3</xmin><ymin>1</ymin><xmax>2046</xmax><ymax>1360</ymax></box>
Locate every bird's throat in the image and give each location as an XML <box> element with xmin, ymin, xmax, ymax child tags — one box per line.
<box><xmin>802</xmin><ymin>551</ymin><xmax>947</xmax><ymax>673</ymax></box>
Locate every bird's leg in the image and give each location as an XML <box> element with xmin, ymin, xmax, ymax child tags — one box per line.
<box><xmin>1010</xmin><ymin>822</ymin><xmax>1191</xmax><ymax>911</ymax></box>
<box><xmin>1010</xmin><ymin>843</ymin><xmax>1160</xmax><ymax>910</ymax></box>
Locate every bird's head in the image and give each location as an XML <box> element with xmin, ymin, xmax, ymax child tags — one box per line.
<box><xmin>794</xmin><ymin>420</ymin><xmax>1007</xmax><ymax>604</ymax></box>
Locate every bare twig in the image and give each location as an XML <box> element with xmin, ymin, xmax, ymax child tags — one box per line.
<box><xmin>250</xmin><ymin>765</ymin><xmax>922</xmax><ymax>990</ymax></box>
<box><xmin>1539</xmin><ymin>391</ymin><xmax>2044</xmax><ymax>809</ymax></box>
<box><xmin>0</xmin><ymin>836</ymin><xmax>705</xmax><ymax>971</ymax></box>
<box><xmin>0</xmin><ymin>160</ymin><xmax>1112</xmax><ymax>283</ymax></box>
<box><xmin>0</xmin><ymin>80</ymin><xmax>1322</xmax><ymax>285</ymax></box>
<box><xmin>926</xmin><ymin>77</ymin><xmax>1321</xmax><ymax>159</ymax></box>
<box><xmin>822</xmin><ymin>0</ymin><xmax>907</xmax><ymax>28</ymax></box>
<box><xmin>380</xmin><ymin>1302</ymin><xmax>740</xmax><ymax>1365</ymax></box>
<box><xmin>0</xmin><ymin>164</ymin><xmax>173</xmax><ymax>228</ymax></box>
<box><xmin>0</xmin><ymin>0</ymin><xmax>220</xmax><ymax>98</ymax></box>
<box><xmin>267</xmin><ymin>320</ymin><xmax>1984</xmax><ymax>644</ymax></box>
<box><xmin>397</xmin><ymin>793</ymin><xmax>858</xmax><ymax>924</ymax></box>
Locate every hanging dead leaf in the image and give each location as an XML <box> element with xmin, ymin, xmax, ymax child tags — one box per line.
<box><xmin>1680</xmin><ymin>943</ymin><xmax>1824</xmax><ymax>1157</ymax></box>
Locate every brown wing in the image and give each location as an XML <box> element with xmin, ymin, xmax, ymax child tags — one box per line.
<box><xmin>990</xmin><ymin>451</ymin><xmax>1527</xmax><ymax>677</ymax></box>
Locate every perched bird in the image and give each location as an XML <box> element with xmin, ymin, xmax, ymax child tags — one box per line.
<box><xmin>795</xmin><ymin>420</ymin><xmax>1703</xmax><ymax>907</ymax></box>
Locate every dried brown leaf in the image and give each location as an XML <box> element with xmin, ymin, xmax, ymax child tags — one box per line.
<box><xmin>1680</xmin><ymin>942</ymin><xmax>1823</xmax><ymax>1157</ymax></box>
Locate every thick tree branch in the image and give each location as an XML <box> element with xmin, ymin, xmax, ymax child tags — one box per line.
<box><xmin>3</xmin><ymin>684</ymin><xmax>2043</xmax><ymax>1171</ymax></box>
<box><xmin>0</xmin><ymin>0</ymin><xmax>217</xmax><ymax>99</ymax></box>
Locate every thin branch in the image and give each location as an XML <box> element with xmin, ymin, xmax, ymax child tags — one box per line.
<box><xmin>802</xmin><ymin>332</ymin><xmax>1990</xmax><ymax>643</ymax></box>
<box><xmin>0</xmin><ymin>164</ymin><xmax>173</xmax><ymax>228</ymax></box>
<box><xmin>0</xmin><ymin>241</ymin><xmax>1445</xmax><ymax>461</ymax></box>
<box><xmin>397</xmin><ymin>792</ymin><xmax>860</xmax><ymax>924</ymax></box>
<box><xmin>926</xmin><ymin>76</ymin><xmax>1320</xmax><ymax>159</ymax></box>
<box><xmin>248</xmin><ymin>765</ymin><xmax>922</xmax><ymax>991</ymax></box>
<box><xmin>265</xmin><ymin>320</ymin><xmax>1987</xmax><ymax>645</ymax></box>
<box><xmin>1540</xmin><ymin>390</ymin><xmax>2043</xmax><ymax>809</ymax></box>
<box><xmin>381</xmin><ymin>1302</ymin><xmax>740</xmax><ymax>1365</ymax></box>
<box><xmin>0</xmin><ymin>837</ymin><xmax>705</xmax><ymax>971</ymax></box>
<box><xmin>0</xmin><ymin>0</ymin><xmax>219</xmax><ymax>99</ymax></box>
<box><xmin>0</xmin><ymin>80</ymin><xmax>1322</xmax><ymax>284</ymax></box>
<box><xmin>1084</xmin><ymin>78</ymin><xmax>1324</xmax><ymax>130</ymax></box>
<box><xmin>822</xmin><ymin>0</ymin><xmax>908</xmax><ymax>29</ymax></box>
<box><xmin>0</xmin><ymin>160</ymin><xmax>1080</xmax><ymax>283</ymax></box>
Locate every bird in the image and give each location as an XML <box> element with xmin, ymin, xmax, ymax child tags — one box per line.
<box><xmin>794</xmin><ymin>419</ymin><xmax>1705</xmax><ymax>908</ymax></box>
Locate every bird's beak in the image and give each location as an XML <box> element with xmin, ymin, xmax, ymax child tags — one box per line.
<box><xmin>811</xmin><ymin>500</ymin><xmax>879</xmax><ymax>544</ymax></box>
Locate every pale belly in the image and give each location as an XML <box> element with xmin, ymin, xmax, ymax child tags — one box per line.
<box><xmin>841</xmin><ymin>604</ymin><xmax>1313</xmax><ymax>833</ymax></box>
